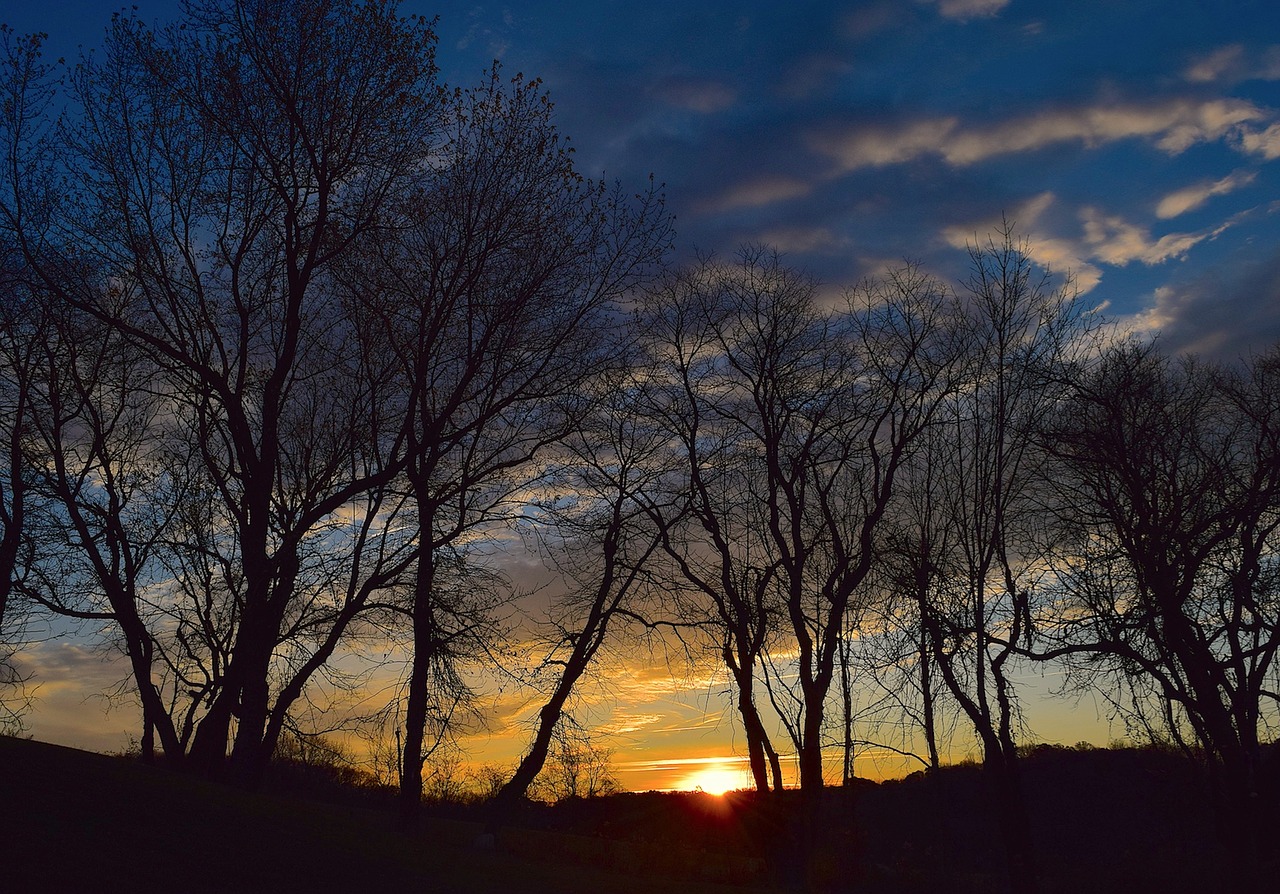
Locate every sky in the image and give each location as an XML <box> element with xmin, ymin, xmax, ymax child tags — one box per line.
<box><xmin>5</xmin><ymin>0</ymin><xmax>1280</xmax><ymax>791</ymax></box>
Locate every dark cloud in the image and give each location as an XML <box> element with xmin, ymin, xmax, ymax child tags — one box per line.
<box><xmin>434</xmin><ymin>0</ymin><xmax>1280</xmax><ymax>319</ymax></box>
<box><xmin>1136</xmin><ymin>244</ymin><xmax>1280</xmax><ymax>361</ymax></box>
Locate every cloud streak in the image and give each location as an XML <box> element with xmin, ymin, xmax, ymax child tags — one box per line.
<box><xmin>1156</xmin><ymin>171</ymin><xmax>1257</xmax><ymax>219</ymax></box>
<box><xmin>929</xmin><ymin>0</ymin><xmax>1011</xmax><ymax>20</ymax></box>
<box><xmin>1082</xmin><ymin>208</ymin><xmax>1233</xmax><ymax>267</ymax></box>
<box><xmin>942</xmin><ymin>192</ymin><xmax>1242</xmax><ymax>295</ymax></box>
<box><xmin>1184</xmin><ymin>43</ymin><xmax>1280</xmax><ymax>84</ymax></box>
<box><xmin>1236</xmin><ymin>123</ymin><xmax>1280</xmax><ymax>160</ymax></box>
<box><xmin>812</xmin><ymin>98</ymin><xmax>1271</xmax><ymax>173</ymax></box>
<box><xmin>696</xmin><ymin>175</ymin><xmax>812</xmax><ymax>214</ymax></box>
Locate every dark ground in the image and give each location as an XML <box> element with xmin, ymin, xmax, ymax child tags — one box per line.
<box><xmin>0</xmin><ymin>735</ymin><xmax>773</xmax><ymax>893</ymax></box>
<box><xmin>2</xmin><ymin>735</ymin><xmax>1271</xmax><ymax>892</ymax></box>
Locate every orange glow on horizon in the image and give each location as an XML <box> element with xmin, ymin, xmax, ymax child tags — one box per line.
<box><xmin>676</xmin><ymin>761</ymin><xmax>752</xmax><ymax>795</ymax></box>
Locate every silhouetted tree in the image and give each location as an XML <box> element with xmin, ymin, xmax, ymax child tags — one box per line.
<box><xmin>1040</xmin><ymin>340</ymin><xmax>1280</xmax><ymax>889</ymax></box>
<box><xmin>527</xmin><ymin>719</ymin><xmax>621</xmax><ymax>802</ymax></box>
<box><xmin>20</xmin><ymin>300</ymin><xmax>195</xmax><ymax>762</ymax></box>
<box><xmin>775</xmin><ymin>262</ymin><xmax>959</xmax><ymax>796</ymax></box>
<box><xmin>902</xmin><ymin>226</ymin><xmax>1092</xmax><ymax>894</ymax></box>
<box><xmin>640</xmin><ymin>252</ymin><xmax>796</xmax><ymax>794</ymax></box>
<box><xmin>341</xmin><ymin>65</ymin><xmax>670</xmax><ymax>819</ymax></box>
<box><xmin>0</xmin><ymin>25</ymin><xmax>62</xmax><ymax>729</ymax></box>
<box><xmin>645</xmin><ymin>251</ymin><xmax>962</xmax><ymax>799</ymax></box>
<box><xmin>854</xmin><ymin>436</ymin><xmax>963</xmax><ymax>778</ymax></box>
<box><xmin>0</xmin><ymin>274</ymin><xmax>37</xmax><ymax>727</ymax></box>
<box><xmin>20</xmin><ymin>0</ymin><xmax>445</xmax><ymax>782</ymax></box>
<box><xmin>497</xmin><ymin>362</ymin><xmax>677</xmax><ymax>804</ymax></box>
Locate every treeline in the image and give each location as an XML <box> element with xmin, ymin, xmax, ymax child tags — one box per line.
<box><xmin>0</xmin><ymin>3</ymin><xmax>1276</xmax><ymax>893</ymax></box>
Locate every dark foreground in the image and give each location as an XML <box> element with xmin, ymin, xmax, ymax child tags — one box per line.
<box><xmin>0</xmin><ymin>735</ymin><xmax>773</xmax><ymax>893</ymax></box>
<box><xmin>2</xmin><ymin>735</ymin><xmax>1272</xmax><ymax>892</ymax></box>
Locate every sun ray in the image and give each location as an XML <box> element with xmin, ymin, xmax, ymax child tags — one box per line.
<box><xmin>678</xmin><ymin>763</ymin><xmax>751</xmax><ymax>795</ymax></box>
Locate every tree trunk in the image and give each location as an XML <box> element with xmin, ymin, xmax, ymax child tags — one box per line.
<box><xmin>498</xmin><ymin>661</ymin><xmax>584</xmax><ymax>803</ymax></box>
<box><xmin>766</xmin><ymin>740</ymin><xmax>785</xmax><ymax>792</ymax></box>
<box><xmin>920</xmin><ymin>627</ymin><xmax>940</xmax><ymax>773</ymax></box>
<box><xmin>189</xmin><ymin>664</ymin><xmax>245</xmax><ymax>775</ymax></box>
<box><xmin>798</xmin><ymin>714</ymin><xmax>826</xmax><ymax>793</ymax></box>
<box><xmin>730</xmin><ymin>655</ymin><xmax>781</xmax><ymax>794</ymax></box>
<box><xmin>840</xmin><ymin>634</ymin><xmax>855</xmax><ymax>786</ymax></box>
<box><xmin>398</xmin><ymin>632</ymin><xmax>432</xmax><ymax>823</ymax></box>
<box><xmin>397</xmin><ymin>518</ymin><xmax>438</xmax><ymax>824</ymax></box>
<box><xmin>983</xmin><ymin>740</ymin><xmax>1038</xmax><ymax>894</ymax></box>
<box><xmin>738</xmin><ymin>683</ymin><xmax>772</xmax><ymax>793</ymax></box>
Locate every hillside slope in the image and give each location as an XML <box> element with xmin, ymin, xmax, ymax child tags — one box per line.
<box><xmin>0</xmin><ymin>735</ymin><xmax>774</xmax><ymax>893</ymax></box>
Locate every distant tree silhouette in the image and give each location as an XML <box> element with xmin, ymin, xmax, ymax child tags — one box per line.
<box><xmin>856</xmin><ymin>422</ymin><xmax>962</xmax><ymax>778</ymax></box>
<box><xmin>639</xmin><ymin>254</ymin><xmax>793</xmax><ymax>794</ymax></box>
<box><xmin>527</xmin><ymin>720</ymin><xmax>621</xmax><ymax>802</ymax></box>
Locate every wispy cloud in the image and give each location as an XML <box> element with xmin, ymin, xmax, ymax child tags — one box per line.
<box><xmin>1156</xmin><ymin>170</ymin><xmax>1257</xmax><ymax>219</ymax></box>
<box><xmin>755</xmin><ymin>226</ymin><xmax>846</xmax><ymax>254</ymax></box>
<box><xmin>1185</xmin><ymin>45</ymin><xmax>1245</xmax><ymax>83</ymax></box>
<box><xmin>614</xmin><ymin>754</ymin><xmax>752</xmax><ymax>772</ymax></box>
<box><xmin>455</xmin><ymin>6</ymin><xmax>513</xmax><ymax>58</ymax></box>
<box><xmin>811</xmin><ymin>118</ymin><xmax>960</xmax><ymax>170</ymax></box>
<box><xmin>695</xmin><ymin>175</ymin><xmax>812</xmax><ymax>214</ymax></box>
<box><xmin>812</xmin><ymin>98</ymin><xmax>1270</xmax><ymax>173</ymax></box>
<box><xmin>928</xmin><ymin>0</ymin><xmax>1010</xmax><ymax>20</ymax></box>
<box><xmin>1184</xmin><ymin>43</ymin><xmax>1280</xmax><ymax>84</ymax></box>
<box><xmin>1236</xmin><ymin>122</ymin><xmax>1280</xmax><ymax>160</ymax></box>
<box><xmin>839</xmin><ymin>4</ymin><xmax>901</xmax><ymax>40</ymax></box>
<box><xmin>596</xmin><ymin>712</ymin><xmax>665</xmax><ymax>736</ymax></box>
<box><xmin>1122</xmin><ymin>243</ymin><xmax>1280</xmax><ymax>359</ymax></box>
<box><xmin>942</xmin><ymin>192</ymin><xmax>1104</xmax><ymax>292</ymax></box>
<box><xmin>654</xmin><ymin>77</ymin><xmax>737</xmax><ymax>113</ymax></box>
<box><xmin>941</xmin><ymin>191</ymin><xmax>1239</xmax><ymax>295</ymax></box>
<box><xmin>778</xmin><ymin>54</ymin><xmax>854</xmax><ymax>100</ymax></box>
<box><xmin>1082</xmin><ymin>208</ymin><xmax>1232</xmax><ymax>266</ymax></box>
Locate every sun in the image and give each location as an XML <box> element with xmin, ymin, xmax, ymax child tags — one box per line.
<box><xmin>680</xmin><ymin>764</ymin><xmax>749</xmax><ymax>795</ymax></box>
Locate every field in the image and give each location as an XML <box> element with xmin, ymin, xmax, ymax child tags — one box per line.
<box><xmin>2</xmin><ymin>735</ymin><xmax>1268</xmax><ymax>892</ymax></box>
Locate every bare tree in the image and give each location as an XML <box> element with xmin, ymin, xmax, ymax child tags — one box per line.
<box><xmin>3</xmin><ymin>2</ymin><xmax>669</xmax><ymax>798</ymax></box>
<box><xmin>17</xmin><ymin>0</ymin><xmax>446</xmax><ymax>783</ymax></box>
<box><xmin>1040</xmin><ymin>340</ymin><xmax>1280</xmax><ymax>888</ymax></box>
<box><xmin>342</xmin><ymin>66</ymin><xmax>671</xmax><ymax>819</ymax></box>
<box><xmin>527</xmin><ymin>719</ymin><xmax>621</xmax><ymax>802</ymax></box>
<box><xmin>905</xmin><ymin>226</ymin><xmax>1092</xmax><ymax>894</ymax></box>
<box><xmin>645</xmin><ymin>251</ymin><xmax>962</xmax><ymax>798</ymax></box>
<box><xmin>19</xmin><ymin>300</ymin><xmax>194</xmax><ymax>761</ymax></box>
<box><xmin>0</xmin><ymin>270</ymin><xmax>38</xmax><ymax>727</ymax></box>
<box><xmin>0</xmin><ymin>25</ymin><xmax>59</xmax><ymax>729</ymax></box>
<box><xmin>849</xmin><ymin>446</ymin><xmax>964</xmax><ymax>780</ymax></box>
<box><xmin>640</xmin><ymin>252</ymin><xmax>796</xmax><ymax>794</ymax></box>
<box><xmin>496</xmin><ymin>361</ymin><xmax>677</xmax><ymax>804</ymax></box>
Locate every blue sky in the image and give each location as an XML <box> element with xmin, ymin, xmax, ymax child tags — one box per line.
<box><xmin>5</xmin><ymin>0</ymin><xmax>1280</xmax><ymax>784</ymax></box>
<box><xmin>8</xmin><ymin>1</ymin><xmax>1280</xmax><ymax>360</ymax></box>
<box><xmin>410</xmin><ymin>0</ymin><xmax>1280</xmax><ymax>360</ymax></box>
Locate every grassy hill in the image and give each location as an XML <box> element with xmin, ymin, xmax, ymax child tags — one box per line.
<box><xmin>0</xmin><ymin>735</ymin><xmax>778</xmax><ymax>893</ymax></box>
<box><xmin>3</xmin><ymin>735</ymin><xmax>1272</xmax><ymax>892</ymax></box>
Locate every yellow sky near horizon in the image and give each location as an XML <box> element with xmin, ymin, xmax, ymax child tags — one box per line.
<box><xmin>11</xmin><ymin>634</ymin><xmax>1118</xmax><ymax>794</ymax></box>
